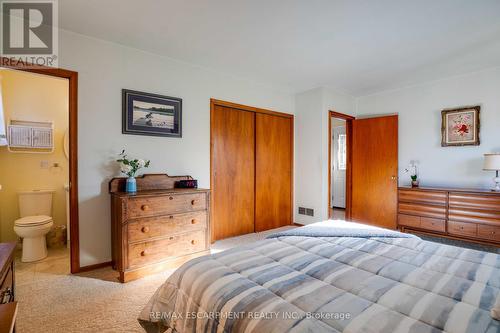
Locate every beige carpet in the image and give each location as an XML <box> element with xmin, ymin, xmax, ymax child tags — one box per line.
<box><xmin>15</xmin><ymin>226</ymin><xmax>295</xmax><ymax>332</ymax></box>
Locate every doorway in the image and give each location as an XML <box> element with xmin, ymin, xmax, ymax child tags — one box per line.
<box><xmin>328</xmin><ymin>111</ymin><xmax>354</xmax><ymax>220</ymax></box>
<box><xmin>1</xmin><ymin>58</ymin><xmax>80</xmax><ymax>273</ymax></box>
<box><xmin>327</xmin><ymin>112</ymin><xmax>399</xmax><ymax>228</ymax></box>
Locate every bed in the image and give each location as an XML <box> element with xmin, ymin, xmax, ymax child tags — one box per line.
<box><xmin>139</xmin><ymin>221</ymin><xmax>500</xmax><ymax>333</ymax></box>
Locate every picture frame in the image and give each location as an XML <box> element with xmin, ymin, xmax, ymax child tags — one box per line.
<box><xmin>122</xmin><ymin>89</ymin><xmax>182</xmax><ymax>138</ymax></box>
<box><xmin>441</xmin><ymin>106</ymin><xmax>480</xmax><ymax>147</ymax></box>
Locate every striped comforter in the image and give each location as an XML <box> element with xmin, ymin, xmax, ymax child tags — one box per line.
<box><xmin>139</xmin><ymin>222</ymin><xmax>500</xmax><ymax>333</ymax></box>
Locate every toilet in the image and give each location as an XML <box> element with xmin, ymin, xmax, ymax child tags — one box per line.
<box><xmin>13</xmin><ymin>190</ymin><xmax>54</xmax><ymax>262</ymax></box>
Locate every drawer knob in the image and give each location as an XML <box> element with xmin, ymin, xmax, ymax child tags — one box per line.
<box><xmin>191</xmin><ymin>200</ymin><xmax>196</xmax><ymax>205</ymax></box>
<box><xmin>141</xmin><ymin>205</ymin><xmax>149</xmax><ymax>211</ymax></box>
<box><xmin>169</xmin><ymin>215</ymin><xmax>174</xmax><ymax>219</ymax></box>
<box><xmin>191</xmin><ymin>219</ymin><xmax>196</xmax><ymax>224</ymax></box>
<box><xmin>491</xmin><ymin>231</ymin><xmax>496</xmax><ymax>235</ymax></box>
<box><xmin>191</xmin><ymin>240</ymin><xmax>196</xmax><ymax>245</ymax></box>
<box><xmin>169</xmin><ymin>196</ymin><xmax>174</xmax><ymax>200</ymax></box>
<box><xmin>141</xmin><ymin>250</ymin><xmax>148</xmax><ymax>256</ymax></box>
<box><xmin>169</xmin><ymin>236</ymin><xmax>174</xmax><ymax>240</ymax></box>
<box><xmin>141</xmin><ymin>226</ymin><xmax>149</xmax><ymax>233</ymax></box>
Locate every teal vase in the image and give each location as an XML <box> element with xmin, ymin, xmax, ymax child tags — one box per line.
<box><xmin>126</xmin><ymin>177</ymin><xmax>137</xmax><ymax>193</ymax></box>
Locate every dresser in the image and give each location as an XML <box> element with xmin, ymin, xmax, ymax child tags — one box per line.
<box><xmin>110</xmin><ymin>174</ymin><xmax>210</xmax><ymax>283</ymax></box>
<box><xmin>398</xmin><ymin>186</ymin><xmax>500</xmax><ymax>246</ymax></box>
<box><xmin>0</xmin><ymin>243</ymin><xmax>16</xmax><ymax>333</ymax></box>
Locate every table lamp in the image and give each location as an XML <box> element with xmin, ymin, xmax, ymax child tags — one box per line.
<box><xmin>483</xmin><ymin>153</ymin><xmax>500</xmax><ymax>191</ymax></box>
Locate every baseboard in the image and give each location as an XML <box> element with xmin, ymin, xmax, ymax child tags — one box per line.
<box><xmin>293</xmin><ymin>223</ymin><xmax>305</xmax><ymax>226</ymax></box>
<box><xmin>77</xmin><ymin>261</ymin><xmax>113</xmax><ymax>273</ymax></box>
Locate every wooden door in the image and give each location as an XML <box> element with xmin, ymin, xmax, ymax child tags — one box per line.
<box><xmin>255</xmin><ymin>113</ymin><xmax>293</xmax><ymax>232</ymax></box>
<box><xmin>211</xmin><ymin>105</ymin><xmax>255</xmax><ymax>240</ymax></box>
<box><xmin>351</xmin><ymin>115</ymin><xmax>398</xmax><ymax>229</ymax></box>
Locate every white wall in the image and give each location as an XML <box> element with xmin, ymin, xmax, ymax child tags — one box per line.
<box><xmin>356</xmin><ymin>67</ymin><xmax>500</xmax><ymax>189</ymax></box>
<box><xmin>294</xmin><ymin>87</ymin><xmax>355</xmax><ymax>225</ymax></box>
<box><xmin>58</xmin><ymin>30</ymin><xmax>294</xmax><ymax>267</ymax></box>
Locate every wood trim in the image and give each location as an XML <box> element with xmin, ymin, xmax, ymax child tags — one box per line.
<box><xmin>1</xmin><ymin>57</ymin><xmax>80</xmax><ymax>273</ymax></box>
<box><xmin>210</xmin><ymin>99</ymin><xmax>294</xmax><ymax>242</ymax></box>
<box><xmin>109</xmin><ymin>173</ymin><xmax>193</xmax><ymax>193</ymax></box>
<box><xmin>210</xmin><ymin>98</ymin><xmax>293</xmax><ymax>119</ymax></box>
<box><xmin>328</xmin><ymin>110</ymin><xmax>354</xmax><ymax>220</ymax></box>
<box><xmin>210</xmin><ymin>101</ymin><xmax>215</xmax><ymax>242</ymax></box>
<box><xmin>330</xmin><ymin>111</ymin><xmax>355</xmax><ymax>120</ymax></box>
<box><xmin>401</xmin><ymin>227</ymin><xmax>500</xmax><ymax>248</ymax></box>
<box><xmin>290</xmin><ymin>115</ymin><xmax>295</xmax><ymax>224</ymax></box>
<box><xmin>0</xmin><ymin>302</ymin><xmax>17</xmax><ymax>333</ymax></box>
<box><xmin>77</xmin><ymin>261</ymin><xmax>112</xmax><ymax>273</ymax></box>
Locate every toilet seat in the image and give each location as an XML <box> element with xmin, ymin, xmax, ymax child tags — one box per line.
<box><xmin>14</xmin><ymin>215</ymin><xmax>53</xmax><ymax>227</ymax></box>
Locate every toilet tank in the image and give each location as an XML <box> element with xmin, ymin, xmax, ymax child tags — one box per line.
<box><xmin>18</xmin><ymin>190</ymin><xmax>54</xmax><ymax>217</ymax></box>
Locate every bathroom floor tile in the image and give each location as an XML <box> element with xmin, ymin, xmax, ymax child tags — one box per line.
<box><xmin>15</xmin><ymin>264</ymin><xmax>36</xmax><ymax>286</ymax></box>
<box><xmin>35</xmin><ymin>257</ymin><xmax>70</xmax><ymax>276</ymax></box>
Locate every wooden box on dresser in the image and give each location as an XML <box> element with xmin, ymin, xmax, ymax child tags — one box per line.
<box><xmin>398</xmin><ymin>186</ymin><xmax>500</xmax><ymax>246</ymax></box>
<box><xmin>110</xmin><ymin>174</ymin><xmax>210</xmax><ymax>283</ymax></box>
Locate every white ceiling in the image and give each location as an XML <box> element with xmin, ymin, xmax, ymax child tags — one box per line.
<box><xmin>59</xmin><ymin>0</ymin><xmax>500</xmax><ymax>96</ymax></box>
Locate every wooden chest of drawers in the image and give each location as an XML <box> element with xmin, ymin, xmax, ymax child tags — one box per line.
<box><xmin>110</xmin><ymin>174</ymin><xmax>210</xmax><ymax>282</ymax></box>
<box><xmin>398</xmin><ymin>186</ymin><xmax>500</xmax><ymax>246</ymax></box>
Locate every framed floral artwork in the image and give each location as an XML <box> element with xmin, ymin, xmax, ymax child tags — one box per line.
<box><xmin>441</xmin><ymin>106</ymin><xmax>480</xmax><ymax>147</ymax></box>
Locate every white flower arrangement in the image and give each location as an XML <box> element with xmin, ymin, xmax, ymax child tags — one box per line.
<box><xmin>116</xmin><ymin>150</ymin><xmax>150</xmax><ymax>177</ymax></box>
<box><xmin>404</xmin><ymin>162</ymin><xmax>418</xmax><ymax>181</ymax></box>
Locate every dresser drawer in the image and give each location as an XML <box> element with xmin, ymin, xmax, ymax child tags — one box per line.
<box><xmin>128</xmin><ymin>193</ymin><xmax>207</xmax><ymax>218</ymax></box>
<box><xmin>399</xmin><ymin>189</ymin><xmax>447</xmax><ymax>205</ymax></box>
<box><xmin>398</xmin><ymin>214</ymin><xmax>420</xmax><ymax>228</ymax></box>
<box><xmin>420</xmin><ymin>217</ymin><xmax>446</xmax><ymax>233</ymax></box>
<box><xmin>448</xmin><ymin>208</ymin><xmax>500</xmax><ymax>225</ymax></box>
<box><xmin>449</xmin><ymin>192</ymin><xmax>500</xmax><ymax>211</ymax></box>
<box><xmin>398</xmin><ymin>202</ymin><xmax>446</xmax><ymax>220</ymax></box>
<box><xmin>128</xmin><ymin>211</ymin><xmax>207</xmax><ymax>243</ymax></box>
<box><xmin>128</xmin><ymin>230</ymin><xmax>207</xmax><ymax>268</ymax></box>
<box><xmin>448</xmin><ymin>221</ymin><xmax>477</xmax><ymax>237</ymax></box>
<box><xmin>477</xmin><ymin>224</ymin><xmax>500</xmax><ymax>242</ymax></box>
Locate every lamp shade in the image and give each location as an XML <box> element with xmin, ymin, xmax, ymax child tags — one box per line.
<box><xmin>483</xmin><ymin>153</ymin><xmax>500</xmax><ymax>171</ymax></box>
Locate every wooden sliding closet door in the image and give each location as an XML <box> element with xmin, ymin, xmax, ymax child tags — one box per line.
<box><xmin>255</xmin><ymin>114</ymin><xmax>293</xmax><ymax>232</ymax></box>
<box><xmin>351</xmin><ymin>115</ymin><xmax>398</xmax><ymax>229</ymax></box>
<box><xmin>211</xmin><ymin>105</ymin><xmax>255</xmax><ymax>241</ymax></box>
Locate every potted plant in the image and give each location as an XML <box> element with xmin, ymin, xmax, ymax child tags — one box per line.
<box><xmin>117</xmin><ymin>150</ymin><xmax>150</xmax><ymax>193</ymax></box>
<box><xmin>405</xmin><ymin>162</ymin><xmax>419</xmax><ymax>188</ymax></box>
<box><xmin>410</xmin><ymin>174</ymin><xmax>419</xmax><ymax>188</ymax></box>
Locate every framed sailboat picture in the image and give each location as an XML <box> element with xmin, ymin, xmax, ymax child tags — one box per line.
<box><xmin>122</xmin><ymin>89</ymin><xmax>182</xmax><ymax>138</ymax></box>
